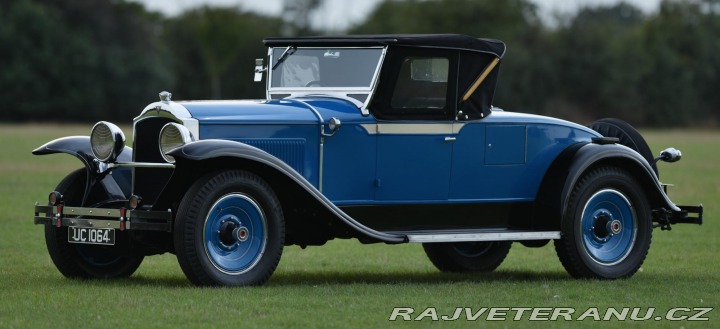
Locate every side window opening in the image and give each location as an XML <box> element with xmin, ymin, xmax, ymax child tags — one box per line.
<box><xmin>391</xmin><ymin>58</ymin><xmax>449</xmax><ymax>109</ymax></box>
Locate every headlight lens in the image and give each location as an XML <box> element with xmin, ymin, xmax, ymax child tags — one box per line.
<box><xmin>90</xmin><ymin>121</ymin><xmax>125</xmax><ymax>162</ymax></box>
<box><xmin>159</xmin><ymin>122</ymin><xmax>193</xmax><ymax>163</ymax></box>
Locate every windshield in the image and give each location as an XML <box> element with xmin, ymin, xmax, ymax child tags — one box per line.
<box><xmin>270</xmin><ymin>48</ymin><xmax>383</xmax><ymax>89</ymax></box>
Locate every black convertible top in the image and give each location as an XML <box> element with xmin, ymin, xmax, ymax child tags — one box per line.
<box><xmin>263</xmin><ymin>34</ymin><xmax>506</xmax><ymax>58</ymax></box>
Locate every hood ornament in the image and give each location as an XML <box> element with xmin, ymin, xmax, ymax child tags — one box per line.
<box><xmin>159</xmin><ymin>91</ymin><xmax>172</xmax><ymax>103</ymax></box>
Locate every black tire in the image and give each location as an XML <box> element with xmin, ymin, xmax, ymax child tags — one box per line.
<box><xmin>588</xmin><ymin>118</ymin><xmax>658</xmax><ymax>177</ymax></box>
<box><xmin>44</xmin><ymin>169</ymin><xmax>144</xmax><ymax>279</ymax></box>
<box><xmin>423</xmin><ymin>241</ymin><xmax>512</xmax><ymax>272</ymax></box>
<box><xmin>554</xmin><ymin>166</ymin><xmax>652</xmax><ymax>279</ymax></box>
<box><xmin>174</xmin><ymin>170</ymin><xmax>284</xmax><ymax>286</ymax></box>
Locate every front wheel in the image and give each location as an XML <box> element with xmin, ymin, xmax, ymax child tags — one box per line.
<box><xmin>45</xmin><ymin>169</ymin><xmax>144</xmax><ymax>279</ymax></box>
<box><xmin>423</xmin><ymin>241</ymin><xmax>512</xmax><ymax>272</ymax></box>
<box><xmin>174</xmin><ymin>170</ymin><xmax>285</xmax><ymax>286</ymax></box>
<box><xmin>555</xmin><ymin>166</ymin><xmax>652</xmax><ymax>279</ymax></box>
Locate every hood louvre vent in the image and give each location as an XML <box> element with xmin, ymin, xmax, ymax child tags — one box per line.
<box><xmin>236</xmin><ymin>139</ymin><xmax>305</xmax><ymax>174</ymax></box>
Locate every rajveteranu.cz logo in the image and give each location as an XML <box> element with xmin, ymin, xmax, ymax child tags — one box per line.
<box><xmin>389</xmin><ymin>307</ymin><xmax>713</xmax><ymax>321</ymax></box>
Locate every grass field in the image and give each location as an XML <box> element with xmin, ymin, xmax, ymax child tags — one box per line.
<box><xmin>0</xmin><ymin>124</ymin><xmax>718</xmax><ymax>328</ymax></box>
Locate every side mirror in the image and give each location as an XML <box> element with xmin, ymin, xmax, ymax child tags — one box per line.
<box><xmin>656</xmin><ymin>147</ymin><xmax>682</xmax><ymax>163</ymax></box>
<box><xmin>254</xmin><ymin>58</ymin><xmax>266</xmax><ymax>82</ymax></box>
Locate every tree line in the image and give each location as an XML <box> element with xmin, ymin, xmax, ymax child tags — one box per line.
<box><xmin>1</xmin><ymin>0</ymin><xmax>718</xmax><ymax>127</ymax></box>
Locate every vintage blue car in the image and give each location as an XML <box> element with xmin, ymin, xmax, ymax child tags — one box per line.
<box><xmin>33</xmin><ymin>34</ymin><xmax>702</xmax><ymax>286</ymax></box>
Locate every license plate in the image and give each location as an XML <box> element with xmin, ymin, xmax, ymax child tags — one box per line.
<box><xmin>68</xmin><ymin>227</ymin><xmax>115</xmax><ymax>245</ymax></box>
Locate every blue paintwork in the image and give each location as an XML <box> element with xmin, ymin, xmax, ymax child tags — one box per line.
<box><xmin>178</xmin><ymin>95</ymin><xmax>602</xmax><ymax>207</ymax></box>
<box><xmin>581</xmin><ymin>190</ymin><xmax>636</xmax><ymax>264</ymax></box>
<box><xmin>181</xmin><ymin>100</ymin><xmax>320</xmax><ymax>124</ymax></box>
<box><xmin>182</xmin><ymin>99</ymin><xmax>324</xmax><ymax>187</ymax></box>
<box><xmin>204</xmin><ymin>194</ymin><xmax>266</xmax><ymax>273</ymax></box>
<box><xmin>450</xmin><ymin>113</ymin><xmax>599</xmax><ymax>202</ymax></box>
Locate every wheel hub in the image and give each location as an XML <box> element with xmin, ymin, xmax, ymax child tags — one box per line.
<box><xmin>218</xmin><ymin>219</ymin><xmax>238</xmax><ymax>246</ymax></box>
<box><xmin>590</xmin><ymin>211</ymin><xmax>623</xmax><ymax>242</ymax></box>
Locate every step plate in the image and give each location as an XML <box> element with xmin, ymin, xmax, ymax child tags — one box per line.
<box><xmin>405</xmin><ymin>231</ymin><xmax>561</xmax><ymax>243</ymax></box>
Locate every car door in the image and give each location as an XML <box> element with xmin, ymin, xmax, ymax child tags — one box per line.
<box><xmin>369</xmin><ymin>48</ymin><xmax>459</xmax><ymax>201</ymax></box>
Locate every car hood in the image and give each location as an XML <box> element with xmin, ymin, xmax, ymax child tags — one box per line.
<box><xmin>178</xmin><ymin>98</ymin><xmax>365</xmax><ymax>125</ymax></box>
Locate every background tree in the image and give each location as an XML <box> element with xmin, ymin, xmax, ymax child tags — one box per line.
<box><xmin>164</xmin><ymin>7</ymin><xmax>283</xmax><ymax>100</ymax></box>
<box><xmin>0</xmin><ymin>0</ymin><xmax>173</xmax><ymax>123</ymax></box>
<box><xmin>2</xmin><ymin>0</ymin><xmax>720</xmax><ymax>126</ymax></box>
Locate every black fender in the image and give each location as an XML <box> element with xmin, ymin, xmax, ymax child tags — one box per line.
<box><xmin>32</xmin><ymin>136</ymin><xmax>132</xmax><ymax>205</ymax></box>
<box><xmin>165</xmin><ymin>139</ymin><xmax>406</xmax><ymax>243</ymax></box>
<box><xmin>535</xmin><ymin>141</ymin><xmax>680</xmax><ymax>228</ymax></box>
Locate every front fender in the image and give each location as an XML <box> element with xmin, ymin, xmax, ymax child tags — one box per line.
<box><xmin>33</xmin><ymin>136</ymin><xmax>133</xmax><ymax>168</ymax></box>
<box><xmin>32</xmin><ymin>136</ymin><xmax>132</xmax><ymax>203</ymax></box>
<box><xmin>560</xmin><ymin>142</ymin><xmax>681</xmax><ymax>218</ymax></box>
<box><xmin>166</xmin><ymin>139</ymin><xmax>406</xmax><ymax>243</ymax></box>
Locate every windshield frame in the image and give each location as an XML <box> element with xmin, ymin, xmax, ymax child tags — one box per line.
<box><xmin>266</xmin><ymin>46</ymin><xmax>387</xmax><ymax>115</ymax></box>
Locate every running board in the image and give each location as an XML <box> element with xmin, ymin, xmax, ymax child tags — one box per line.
<box><xmin>403</xmin><ymin>231</ymin><xmax>561</xmax><ymax>243</ymax></box>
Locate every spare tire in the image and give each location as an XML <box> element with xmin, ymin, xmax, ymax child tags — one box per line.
<box><xmin>588</xmin><ymin>118</ymin><xmax>658</xmax><ymax>177</ymax></box>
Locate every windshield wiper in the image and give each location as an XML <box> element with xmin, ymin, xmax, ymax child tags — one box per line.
<box><xmin>272</xmin><ymin>46</ymin><xmax>297</xmax><ymax>70</ymax></box>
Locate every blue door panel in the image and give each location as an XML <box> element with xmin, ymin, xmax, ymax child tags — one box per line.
<box><xmin>376</xmin><ymin>129</ymin><xmax>452</xmax><ymax>201</ymax></box>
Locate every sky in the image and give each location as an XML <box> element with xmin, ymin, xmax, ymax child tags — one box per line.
<box><xmin>130</xmin><ymin>0</ymin><xmax>663</xmax><ymax>31</ymax></box>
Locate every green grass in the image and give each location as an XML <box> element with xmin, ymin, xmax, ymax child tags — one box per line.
<box><xmin>0</xmin><ymin>124</ymin><xmax>718</xmax><ymax>328</ymax></box>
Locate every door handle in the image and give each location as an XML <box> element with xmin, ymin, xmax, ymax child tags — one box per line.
<box><xmin>444</xmin><ymin>137</ymin><xmax>457</xmax><ymax>142</ymax></box>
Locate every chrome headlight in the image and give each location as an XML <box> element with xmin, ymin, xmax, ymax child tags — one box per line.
<box><xmin>90</xmin><ymin>121</ymin><xmax>125</xmax><ymax>162</ymax></box>
<box><xmin>159</xmin><ymin>122</ymin><xmax>193</xmax><ymax>163</ymax></box>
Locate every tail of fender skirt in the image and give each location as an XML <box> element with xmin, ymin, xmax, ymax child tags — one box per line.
<box><xmin>653</xmin><ymin>204</ymin><xmax>703</xmax><ymax>230</ymax></box>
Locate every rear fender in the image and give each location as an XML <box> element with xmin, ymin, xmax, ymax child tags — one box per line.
<box><xmin>535</xmin><ymin>142</ymin><xmax>679</xmax><ymax>228</ymax></box>
<box><xmin>32</xmin><ymin>136</ymin><xmax>132</xmax><ymax>205</ymax></box>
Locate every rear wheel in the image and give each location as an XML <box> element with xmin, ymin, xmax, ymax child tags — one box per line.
<box><xmin>555</xmin><ymin>166</ymin><xmax>652</xmax><ymax>279</ymax></box>
<box><xmin>174</xmin><ymin>170</ymin><xmax>284</xmax><ymax>286</ymax></box>
<box><xmin>44</xmin><ymin>169</ymin><xmax>144</xmax><ymax>279</ymax></box>
<box><xmin>423</xmin><ymin>241</ymin><xmax>512</xmax><ymax>272</ymax></box>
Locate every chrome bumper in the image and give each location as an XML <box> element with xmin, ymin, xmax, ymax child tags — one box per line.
<box><xmin>34</xmin><ymin>204</ymin><xmax>173</xmax><ymax>232</ymax></box>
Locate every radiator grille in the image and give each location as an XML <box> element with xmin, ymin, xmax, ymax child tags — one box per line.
<box><xmin>133</xmin><ymin>117</ymin><xmax>175</xmax><ymax>204</ymax></box>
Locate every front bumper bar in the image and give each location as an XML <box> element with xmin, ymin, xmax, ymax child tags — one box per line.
<box><xmin>34</xmin><ymin>204</ymin><xmax>173</xmax><ymax>232</ymax></box>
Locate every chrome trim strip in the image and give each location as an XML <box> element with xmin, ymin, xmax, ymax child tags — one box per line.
<box><xmin>363</xmin><ymin>46</ymin><xmax>387</xmax><ymax>116</ymax></box>
<box><xmin>110</xmin><ymin>162</ymin><xmax>176</xmax><ymax>169</ymax></box>
<box><xmin>407</xmin><ymin>231</ymin><xmax>561</xmax><ymax>243</ymax></box>
<box><xmin>285</xmin><ymin>93</ymin><xmax>365</xmax><ymax>108</ymax></box>
<box><xmin>360</xmin><ymin>123</ymin><xmax>462</xmax><ymax>135</ymax></box>
<box><xmin>286</xmin><ymin>99</ymin><xmax>325</xmax><ymax>192</ymax></box>
<box><xmin>135</xmin><ymin>101</ymin><xmax>200</xmax><ymax>140</ymax></box>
